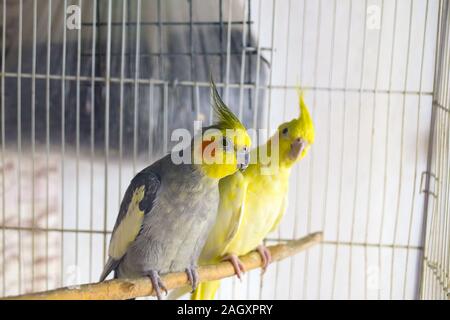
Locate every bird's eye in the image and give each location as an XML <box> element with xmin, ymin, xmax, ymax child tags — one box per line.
<box><xmin>282</xmin><ymin>127</ymin><xmax>289</xmax><ymax>136</ymax></box>
<box><xmin>222</xmin><ymin>137</ymin><xmax>232</xmax><ymax>151</ymax></box>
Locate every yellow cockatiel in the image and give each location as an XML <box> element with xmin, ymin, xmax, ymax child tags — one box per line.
<box><xmin>189</xmin><ymin>90</ymin><xmax>315</xmax><ymax>300</ymax></box>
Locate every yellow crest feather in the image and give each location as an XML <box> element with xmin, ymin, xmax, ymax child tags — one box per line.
<box><xmin>210</xmin><ymin>76</ymin><xmax>246</xmax><ymax>131</ymax></box>
<box><xmin>296</xmin><ymin>87</ymin><xmax>315</xmax><ymax>144</ymax></box>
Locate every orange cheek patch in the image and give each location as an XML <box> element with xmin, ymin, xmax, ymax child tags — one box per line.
<box><xmin>202</xmin><ymin>140</ymin><xmax>216</xmax><ymax>158</ymax></box>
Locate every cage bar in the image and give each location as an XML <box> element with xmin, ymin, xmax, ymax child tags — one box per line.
<box><xmin>0</xmin><ymin>0</ymin><xmax>448</xmax><ymax>300</ymax></box>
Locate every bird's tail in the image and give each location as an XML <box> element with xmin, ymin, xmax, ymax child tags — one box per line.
<box><xmin>191</xmin><ymin>280</ymin><xmax>221</xmax><ymax>300</ymax></box>
<box><xmin>99</xmin><ymin>257</ymin><xmax>118</xmax><ymax>282</ymax></box>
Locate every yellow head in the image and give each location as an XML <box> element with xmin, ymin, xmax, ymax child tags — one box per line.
<box><xmin>275</xmin><ymin>89</ymin><xmax>315</xmax><ymax>168</ymax></box>
<box><xmin>196</xmin><ymin>77</ymin><xmax>251</xmax><ymax>179</ymax></box>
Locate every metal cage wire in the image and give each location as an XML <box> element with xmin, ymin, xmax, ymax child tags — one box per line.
<box><xmin>420</xmin><ymin>0</ymin><xmax>450</xmax><ymax>300</ymax></box>
<box><xmin>0</xmin><ymin>0</ymin><xmax>448</xmax><ymax>300</ymax></box>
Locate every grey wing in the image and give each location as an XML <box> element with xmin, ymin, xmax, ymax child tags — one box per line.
<box><xmin>99</xmin><ymin>168</ymin><xmax>161</xmax><ymax>281</ymax></box>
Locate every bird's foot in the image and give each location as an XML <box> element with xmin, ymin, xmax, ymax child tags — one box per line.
<box><xmin>221</xmin><ymin>254</ymin><xmax>245</xmax><ymax>281</ymax></box>
<box><xmin>256</xmin><ymin>244</ymin><xmax>272</xmax><ymax>274</ymax></box>
<box><xmin>185</xmin><ymin>266</ymin><xmax>199</xmax><ymax>292</ymax></box>
<box><xmin>147</xmin><ymin>270</ymin><xmax>168</xmax><ymax>300</ymax></box>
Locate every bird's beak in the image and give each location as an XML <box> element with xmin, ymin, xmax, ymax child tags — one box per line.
<box><xmin>237</xmin><ymin>149</ymin><xmax>250</xmax><ymax>171</ymax></box>
<box><xmin>289</xmin><ymin>138</ymin><xmax>306</xmax><ymax>161</ymax></box>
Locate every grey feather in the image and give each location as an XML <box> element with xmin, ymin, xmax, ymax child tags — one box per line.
<box><xmin>101</xmin><ymin>151</ymin><xmax>219</xmax><ymax>281</ymax></box>
<box><xmin>99</xmin><ymin>257</ymin><xmax>120</xmax><ymax>282</ymax></box>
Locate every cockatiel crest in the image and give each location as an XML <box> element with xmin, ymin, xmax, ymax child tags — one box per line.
<box><xmin>195</xmin><ymin>77</ymin><xmax>251</xmax><ymax>178</ymax></box>
<box><xmin>209</xmin><ymin>76</ymin><xmax>247</xmax><ymax>132</ymax></box>
<box><xmin>296</xmin><ymin>88</ymin><xmax>315</xmax><ymax>146</ymax></box>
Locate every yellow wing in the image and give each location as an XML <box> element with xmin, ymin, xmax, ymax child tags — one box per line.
<box><xmin>199</xmin><ymin>170</ymin><xmax>247</xmax><ymax>264</ymax></box>
<box><xmin>268</xmin><ymin>195</ymin><xmax>287</xmax><ymax>234</ymax></box>
<box><xmin>188</xmin><ymin>170</ymin><xmax>247</xmax><ymax>300</ymax></box>
<box><xmin>99</xmin><ymin>170</ymin><xmax>160</xmax><ymax>281</ymax></box>
<box><xmin>108</xmin><ymin>186</ymin><xmax>146</xmax><ymax>259</ymax></box>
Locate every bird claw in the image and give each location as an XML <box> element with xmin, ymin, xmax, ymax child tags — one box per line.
<box><xmin>185</xmin><ymin>266</ymin><xmax>199</xmax><ymax>292</ymax></box>
<box><xmin>147</xmin><ymin>270</ymin><xmax>168</xmax><ymax>300</ymax></box>
<box><xmin>256</xmin><ymin>244</ymin><xmax>272</xmax><ymax>274</ymax></box>
<box><xmin>221</xmin><ymin>254</ymin><xmax>245</xmax><ymax>281</ymax></box>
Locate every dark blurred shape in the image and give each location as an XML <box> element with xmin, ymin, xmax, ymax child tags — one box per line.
<box><xmin>0</xmin><ymin>0</ymin><xmax>269</xmax><ymax>160</ymax></box>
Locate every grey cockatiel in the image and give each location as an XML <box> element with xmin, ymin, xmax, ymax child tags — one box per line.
<box><xmin>99</xmin><ymin>79</ymin><xmax>251</xmax><ymax>299</ymax></box>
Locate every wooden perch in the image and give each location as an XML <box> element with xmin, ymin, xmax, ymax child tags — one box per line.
<box><xmin>5</xmin><ymin>232</ymin><xmax>323</xmax><ymax>300</ymax></box>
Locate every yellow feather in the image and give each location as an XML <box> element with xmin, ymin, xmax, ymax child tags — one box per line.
<box><xmin>109</xmin><ymin>186</ymin><xmax>146</xmax><ymax>259</ymax></box>
<box><xmin>191</xmin><ymin>281</ymin><xmax>221</xmax><ymax>300</ymax></box>
<box><xmin>197</xmin><ymin>77</ymin><xmax>251</xmax><ymax>180</ymax></box>
<box><xmin>297</xmin><ymin>87</ymin><xmax>315</xmax><ymax>144</ymax></box>
<box><xmin>210</xmin><ymin>75</ymin><xmax>246</xmax><ymax>132</ymax></box>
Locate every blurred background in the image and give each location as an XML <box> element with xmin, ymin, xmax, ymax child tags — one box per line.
<box><xmin>0</xmin><ymin>0</ymin><xmax>449</xmax><ymax>300</ymax></box>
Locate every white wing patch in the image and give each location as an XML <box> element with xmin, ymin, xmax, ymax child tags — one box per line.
<box><xmin>109</xmin><ymin>185</ymin><xmax>146</xmax><ymax>259</ymax></box>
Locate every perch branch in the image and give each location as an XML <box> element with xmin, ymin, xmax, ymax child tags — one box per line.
<box><xmin>5</xmin><ymin>232</ymin><xmax>323</xmax><ymax>300</ymax></box>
